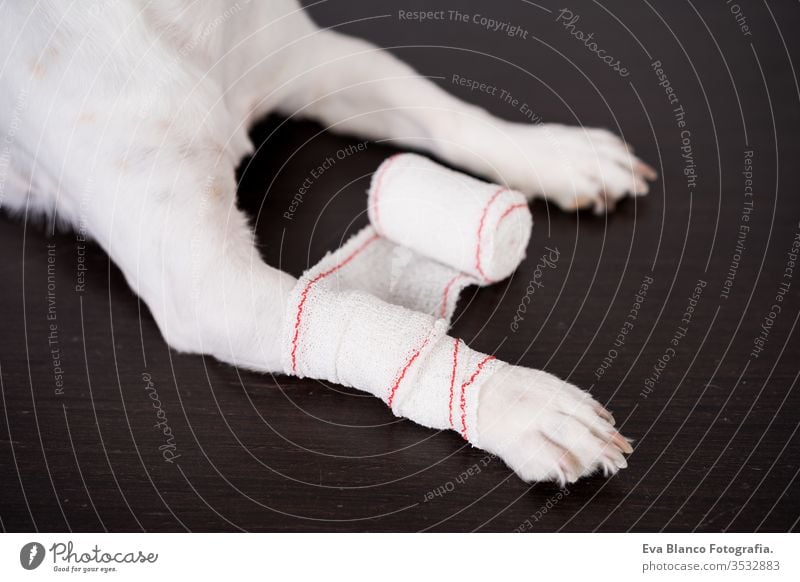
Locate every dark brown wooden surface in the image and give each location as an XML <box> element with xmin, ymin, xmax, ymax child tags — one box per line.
<box><xmin>1</xmin><ymin>0</ymin><xmax>799</xmax><ymax>532</ymax></box>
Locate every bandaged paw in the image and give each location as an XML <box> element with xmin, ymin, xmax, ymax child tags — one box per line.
<box><xmin>283</xmin><ymin>279</ymin><xmax>502</xmax><ymax>444</ymax></box>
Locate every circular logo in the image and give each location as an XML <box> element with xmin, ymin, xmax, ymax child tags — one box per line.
<box><xmin>20</xmin><ymin>542</ymin><xmax>45</xmax><ymax>570</ymax></box>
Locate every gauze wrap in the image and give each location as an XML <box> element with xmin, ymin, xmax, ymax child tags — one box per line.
<box><xmin>281</xmin><ymin>153</ymin><xmax>532</xmax><ymax>444</ymax></box>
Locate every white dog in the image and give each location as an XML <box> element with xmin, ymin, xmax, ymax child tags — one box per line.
<box><xmin>0</xmin><ymin>0</ymin><xmax>655</xmax><ymax>483</ymax></box>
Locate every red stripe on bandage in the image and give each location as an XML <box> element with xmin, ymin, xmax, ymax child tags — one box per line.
<box><xmin>289</xmin><ymin>233</ymin><xmax>380</xmax><ymax>374</ymax></box>
<box><xmin>369</xmin><ymin>153</ymin><xmax>401</xmax><ymax>235</ymax></box>
<box><xmin>497</xmin><ymin>203</ymin><xmax>527</xmax><ymax>225</ymax></box>
<box><xmin>474</xmin><ymin>187</ymin><xmax>507</xmax><ymax>283</ymax></box>
<box><xmin>387</xmin><ymin>334</ymin><xmax>433</xmax><ymax>408</ymax></box>
<box><xmin>447</xmin><ymin>338</ymin><xmax>460</xmax><ymax>428</ymax></box>
<box><xmin>459</xmin><ymin>355</ymin><xmax>496</xmax><ymax>439</ymax></box>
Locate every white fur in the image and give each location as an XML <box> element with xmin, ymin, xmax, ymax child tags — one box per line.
<box><xmin>0</xmin><ymin>0</ymin><xmax>652</xmax><ymax>483</ymax></box>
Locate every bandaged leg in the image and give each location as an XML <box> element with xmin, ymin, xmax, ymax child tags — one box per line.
<box><xmin>278</xmin><ymin>153</ymin><xmax>630</xmax><ymax>481</ymax></box>
<box><xmin>278</xmin><ymin>264</ymin><xmax>631</xmax><ymax>483</ymax></box>
<box><xmin>280</xmin><ymin>154</ymin><xmax>527</xmax><ymax>444</ymax></box>
<box><xmin>282</xmin><ymin>282</ymin><xmax>503</xmax><ymax>445</ymax></box>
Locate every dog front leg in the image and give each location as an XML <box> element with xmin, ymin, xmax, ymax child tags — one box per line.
<box><xmin>276</xmin><ymin>28</ymin><xmax>656</xmax><ymax>212</ymax></box>
<box><xmin>78</xmin><ymin>145</ymin><xmax>295</xmax><ymax>372</ymax></box>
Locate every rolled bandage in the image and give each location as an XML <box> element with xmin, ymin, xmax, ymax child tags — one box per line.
<box><xmin>281</xmin><ymin>153</ymin><xmax>530</xmax><ymax>443</ymax></box>
<box><xmin>368</xmin><ymin>153</ymin><xmax>532</xmax><ymax>284</ymax></box>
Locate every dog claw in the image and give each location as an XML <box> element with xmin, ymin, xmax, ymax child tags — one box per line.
<box><xmin>611</xmin><ymin>430</ymin><xmax>634</xmax><ymax>454</ymax></box>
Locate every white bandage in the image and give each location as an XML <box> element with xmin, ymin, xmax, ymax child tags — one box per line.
<box><xmin>368</xmin><ymin>153</ymin><xmax>531</xmax><ymax>283</ymax></box>
<box><xmin>281</xmin><ymin>154</ymin><xmax>527</xmax><ymax>443</ymax></box>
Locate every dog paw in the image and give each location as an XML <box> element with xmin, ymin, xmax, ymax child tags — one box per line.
<box><xmin>492</xmin><ymin>124</ymin><xmax>657</xmax><ymax>213</ymax></box>
<box><xmin>476</xmin><ymin>364</ymin><xmax>631</xmax><ymax>484</ymax></box>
